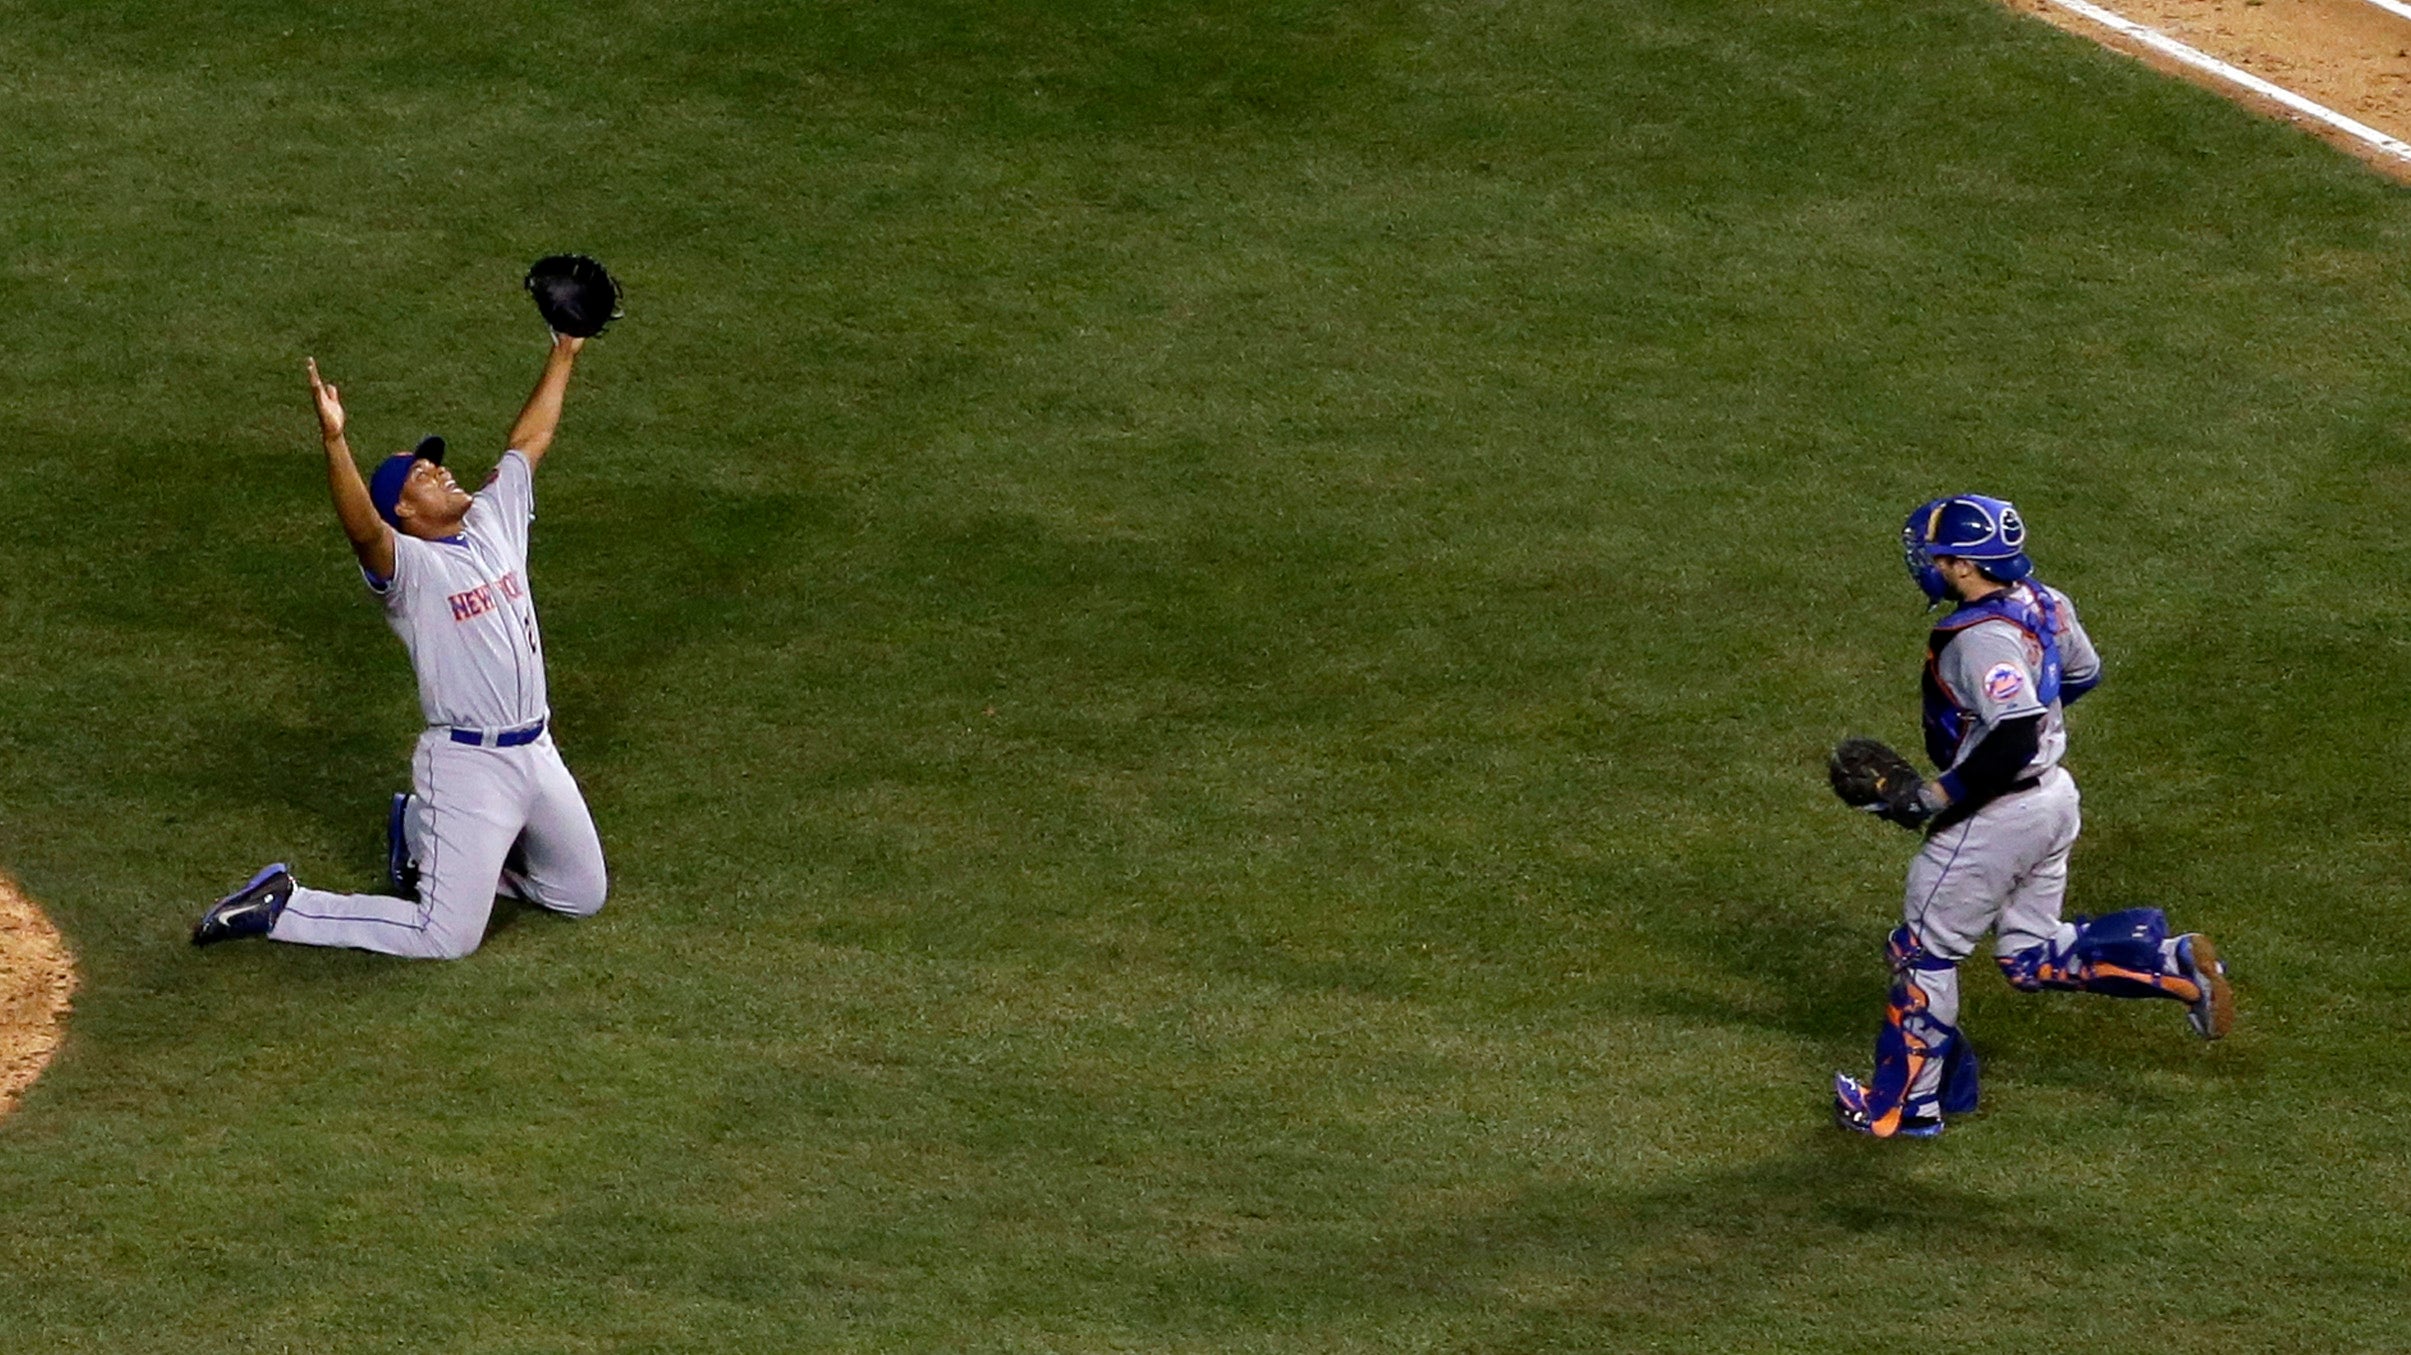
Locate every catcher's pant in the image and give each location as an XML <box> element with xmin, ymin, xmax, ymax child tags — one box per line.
<box><xmin>1864</xmin><ymin>767</ymin><xmax>2209</xmax><ymax>1121</ymax></box>
<box><xmin>1905</xmin><ymin>766</ymin><xmax>2082</xmax><ymax>967</ymax></box>
<box><xmin>270</xmin><ymin>729</ymin><xmax>607</xmax><ymax>959</ymax></box>
<box><xmin>1889</xmin><ymin>767</ymin><xmax>2081</xmax><ymax>1108</ymax></box>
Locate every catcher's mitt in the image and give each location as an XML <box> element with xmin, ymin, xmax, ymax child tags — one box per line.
<box><xmin>1828</xmin><ymin>736</ymin><xmax>1932</xmax><ymax>829</ymax></box>
<box><xmin>524</xmin><ymin>254</ymin><xmax>623</xmax><ymax>338</ymax></box>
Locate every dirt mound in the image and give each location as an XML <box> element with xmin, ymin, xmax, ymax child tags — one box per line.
<box><xmin>0</xmin><ymin>875</ymin><xmax>75</xmax><ymax>1121</ymax></box>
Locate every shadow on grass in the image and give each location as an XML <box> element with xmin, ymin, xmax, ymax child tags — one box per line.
<box><xmin>544</xmin><ymin>481</ymin><xmax>836</xmax><ymax>762</ymax></box>
<box><xmin>1196</xmin><ymin>1136</ymin><xmax>2067</xmax><ymax>1340</ymax></box>
<box><xmin>1624</xmin><ymin>878</ymin><xmax>1873</xmax><ymax>1045</ymax></box>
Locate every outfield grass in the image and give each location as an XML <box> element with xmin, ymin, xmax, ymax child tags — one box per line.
<box><xmin>3</xmin><ymin>0</ymin><xmax>2410</xmax><ymax>1349</ymax></box>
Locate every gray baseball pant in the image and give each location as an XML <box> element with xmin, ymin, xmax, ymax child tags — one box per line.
<box><xmin>269</xmin><ymin>730</ymin><xmax>607</xmax><ymax>959</ymax></box>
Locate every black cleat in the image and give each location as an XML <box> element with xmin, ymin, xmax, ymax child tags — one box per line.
<box><xmin>385</xmin><ymin>793</ymin><xmax>420</xmax><ymax>898</ymax></box>
<box><xmin>191</xmin><ymin>864</ymin><xmax>295</xmax><ymax>947</ymax></box>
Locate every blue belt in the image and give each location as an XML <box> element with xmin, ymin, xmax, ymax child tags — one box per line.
<box><xmin>448</xmin><ymin>719</ymin><xmax>546</xmax><ymax>748</ymax></box>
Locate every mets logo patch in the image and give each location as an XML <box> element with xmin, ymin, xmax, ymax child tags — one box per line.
<box><xmin>1983</xmin><ymin>662</ymin><xmax>2027</xmax><ymax>703</ymax></box>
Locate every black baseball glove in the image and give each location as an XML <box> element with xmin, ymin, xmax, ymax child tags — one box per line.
<box><xmin>1828</xmin><ymin>736</ymin><xmax>1932</xmax><ymax>829</ymax></box>
<box><xmin>524</xmin><ymin>254</ymin><xmax>623</xmax><ymax>338</ymax></box>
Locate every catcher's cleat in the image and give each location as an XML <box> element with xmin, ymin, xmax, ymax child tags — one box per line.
<box><xmin>2174</xmin><ymin>933</ymin><xmax>2234</xmax><ymax>1040</ymax></box>
<box><xmin>1833</xmin><ymin>1073</ymin><xmax>1946</xmax><ymax>1139</ymax></box>
<box><xmin>385</xmin><ymin>793</ymin><xmax>420</xmax><ymax>898</ymax></box>
<box><xmin>191</xmin><ymin>864</ymin><xmax>295</xmax><ymax>947</ymax></box>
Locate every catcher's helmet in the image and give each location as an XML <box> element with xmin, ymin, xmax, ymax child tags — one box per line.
<box><xmin>1902</xmin><ymin>494</ymin><xmax>2031</xmax><ymax>603</ymax></box>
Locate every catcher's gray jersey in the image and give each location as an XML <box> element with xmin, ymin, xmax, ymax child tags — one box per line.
<box><xmin>1931</xmin><ymin>583</ymin><xmax>2099</xmax><ymax>785</ymax></box>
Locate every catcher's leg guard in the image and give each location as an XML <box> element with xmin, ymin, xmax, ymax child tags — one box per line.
<box><xmin>1938</xmin><ymin>1034</ymin><xmax>1981</xmax><ymax>1115</ymax></box>
<box><xmin>1836</xmin><ymin>927</ymin><xmax>1968</xmax><ymax>1138</ymax></box>
<box><xmin>1996</xmin><ymin>908</ymin><xmax>2215</xmax><ymax>1009</ymax></box>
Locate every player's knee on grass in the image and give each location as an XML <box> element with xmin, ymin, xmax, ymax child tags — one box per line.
<box><xmin>525</xmin><ymin>860</ymin><xmax>607</xmax><ymax>919</ymax></box>
<box><xmin>418</xmin><ymin>873</ymin><xmax>506</xmax><ymax>960</ymax></box>
<box><xmin>422</xmin><ymin>915</ymin><xmax>487</xmax><ymax>961</ymax></box>
<box><xmin>548</xmin><ymin>876</ymin><xmax>607</xmax><ymax>919</ymax></box>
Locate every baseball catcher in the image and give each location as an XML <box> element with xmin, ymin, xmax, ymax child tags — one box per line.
<box><xmin>1828</xmin><ymin>495</ymin><xmax>2235</xmax><ymax>1140</ymax></box>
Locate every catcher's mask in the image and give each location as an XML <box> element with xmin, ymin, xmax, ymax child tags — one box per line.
<box><xmin>1902</xmin><ymin>494</ymin><xmax>2031</xmax><ymax>603</ymax></box>
<box><xmin>369</xmin><ymin>435</ymin><xmax>449</xmax><ymax>530</ymax></box>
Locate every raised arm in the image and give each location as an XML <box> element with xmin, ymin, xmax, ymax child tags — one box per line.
<box><xmin>309</xmin><ymin>358</ymin><xmax>396</xmax><ymax>582</ymax></box>
<box><xmin>504</xmin><ymin>333</ymin><xmax>585</xmax><ymax>471</ymax></box>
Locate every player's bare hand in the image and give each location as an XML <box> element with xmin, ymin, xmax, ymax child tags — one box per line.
<box><xmin>551</xmin><ymin>332</ymin><xmax>586</xmax><ymax>358</ymax></box>
<box><xmin>306</xmin><ymin>357</ymin><xmax>347</xmax><ymax>440</ymax></box>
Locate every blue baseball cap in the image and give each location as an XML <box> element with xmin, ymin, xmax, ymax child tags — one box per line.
<box><xmin>369</xmin><ymin>436</ymin><xmax>448</xmax><ymax>529</ymax></box>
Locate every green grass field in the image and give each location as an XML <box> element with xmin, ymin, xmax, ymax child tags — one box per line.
<box><xmin>4</xmin><ymin>0</ymin><xmax>2411</xmax><ymax>1348</ymax></box>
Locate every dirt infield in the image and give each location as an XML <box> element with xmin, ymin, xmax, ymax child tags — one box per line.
<box><xmin>0</xmin><ymin>875</ymin><xmax>74</xmax><ymax>1122</ymax></box>
<box><xmin>2009</xmin><ymin>0</ymin><xmax>2411</xmax><ymax>179</ymax></box>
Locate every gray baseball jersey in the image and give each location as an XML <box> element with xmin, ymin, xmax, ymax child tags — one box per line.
<box><xmin>1929</xmin><ymin>583</ymin><xmax>2100</xmax><ymax>786</ymax></box>
<box><xmin>370</xmin><ymin>449</ymin><xmax>547</xmax><ymax>733</ymax></box>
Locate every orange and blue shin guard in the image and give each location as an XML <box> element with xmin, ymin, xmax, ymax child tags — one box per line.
<box><xmin>1999</xmin><ymin>908</ymin><xmax>2199</xmax><ymax>1002</ymax></box>
<box><xmin>1836</xmin><ymin>927</ymin><xmax>1976</xmax><ymax>1138</ymax></box>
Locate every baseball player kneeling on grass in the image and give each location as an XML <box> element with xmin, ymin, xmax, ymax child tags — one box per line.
<box><xmin>1826</xmin><ymin>495</ymin><xmax>2234</xmax><ymax>1139</ymax></box>
<box><xmin>191</xmin><ymin>336</ymin><xmax>606</xmax><ymax>958</ymax></box>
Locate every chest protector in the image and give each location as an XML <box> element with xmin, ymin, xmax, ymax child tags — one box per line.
<box><xmin>1921</xmin><ymin>581</ymin><xmax>2064</xmax><ymax>769</ymax></box>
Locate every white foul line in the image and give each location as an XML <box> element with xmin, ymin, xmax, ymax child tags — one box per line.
<box><xmin>2355</xmin><ymin>0</ymin><xmax>2411</xmax><ymax>27</ymax></box>
<box><xmin>2040</xmin><ymin>0</ymin><xmax>2411</xmax><ymax>165</ymax></box>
